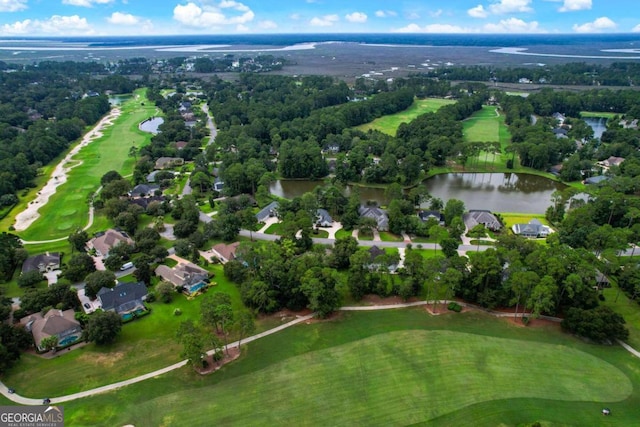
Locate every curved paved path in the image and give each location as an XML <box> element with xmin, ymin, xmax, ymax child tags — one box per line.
<box><xmin>1</xmin><ymin>302</ymin><xmax>639</xmax><ymax>405</ymax></box>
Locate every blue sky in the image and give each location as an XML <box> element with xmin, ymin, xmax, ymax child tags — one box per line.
<box><xmin>0</xmin><ymin>0</ymin><xmax>639</xmax><ymax>36</ymax></box>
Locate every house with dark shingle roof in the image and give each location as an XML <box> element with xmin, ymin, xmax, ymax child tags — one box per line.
<box><xmin>256</xmin><ymin>201</ymin><xmax>279</xmax><ymax>222</ymax></box>
<box><xmin>21</xmin><ymin>309</ymin><xmax>83</xmax><ymax>352</ymax></box>
<box><xmin>129</xmin><ymin>184</ymin><xmax>160</xmax><ymax>198</ymax></box>
<box><xmin>98</xmin><ymin>281</ymin><xmax>148</xmax><ymax>317</ymax></box>
<box><xmin>358</xmin><ymin>205</ymin><xmax>389</xmax><ymax>231</ymax></box>
<box><xmin>511</xmin><ymin>219</ymin><xmax>550</xmax><ymax>238</ymax></box>
<box><xmin>418</xmin><ymin>211</ymin><xmax>445</xmax><ymax>225</ymax></box>
<box><xmin>21</xmin><ymin>252</ymin><xmax>61</xmax><ymax>274</ymax></box>
<box><xmin>584</xmin><ymin>175</ymin><xmax>609</xmax><ymax>185</ymax></box>
<box><xmin>315</xmin><ymin>209</ymin><xmax>333</xmax><ymax>227</ymax></box>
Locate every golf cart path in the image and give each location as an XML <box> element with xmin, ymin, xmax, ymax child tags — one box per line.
<box><xmin>2</xmin><ymin>301</ymin><xmax>639</xmax><ymax>405</ymax></box>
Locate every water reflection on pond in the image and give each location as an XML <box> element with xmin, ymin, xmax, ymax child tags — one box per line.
<box><xmin>139</xmin><ymin>117</ymin><xmax>164</xmax><ymax>134</ymax></box>
<box><xmin>583</xmin><ymin>117</ymin><xmax>608</xmax><ymax>140</ymax></box>
<box><xmin>270</xmin><ymin>173</ymin><xmax>567</xmax><ymax>214</ymax></box>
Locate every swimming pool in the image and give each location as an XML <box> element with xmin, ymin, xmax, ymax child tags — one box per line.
<box><xmin>58</xmin><ymin>335</ymin><xmax>79</xmax><ymax>347</ymax></box>
<box><xmin>187</xmin><ymin>281</ymin><xmax>207</xmax><ymax>294</ymax></box>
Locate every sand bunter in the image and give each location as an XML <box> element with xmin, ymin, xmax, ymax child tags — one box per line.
<box><xmin>13</xmin><ymin>108</ymin><xmax>122</xmax><ymax>232</ymax></box>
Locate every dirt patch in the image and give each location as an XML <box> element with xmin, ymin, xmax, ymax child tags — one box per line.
<box><xmin>425</xmin><ymin>302</ymin><xmax>471</xmax><ymax>316</ymax></box>
<box><xmin>503</xmin><ymin>316</ymin><xmax>562</xmax><ymax>329</ymax></box>
<box><xmin>360</xmin><ymin>294</ymin><xmax>418</xmax><ymax>306</ymax></box>
<box><xmin>77</xmin><ymin>351</ymin><xmax>125</xmax><ymax>367</ymax></box>
<box><xmin>196</xmin><ymin>347</ymin><xmax>240</xmax><ymax>375</ymax></box>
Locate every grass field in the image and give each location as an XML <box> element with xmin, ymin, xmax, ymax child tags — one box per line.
<box><xmin>355</xmin><ymin>98</ymin><xmax>456</xmax><ymax>136</ymax></box>
<box><xmin>49</xmin><ymin>309</ymin><xmax>640</xmax><ymax>427</ymax></box>
<box><xmin>580</xmin><ymin>111</ymin><xmax>619</xmax><ymax>119</ymax></box>
<box><xmin>14</xmin><ymin>89</ymin><xmax>157</xmax><ymax>241</ymax></box>
<box><xmin>499</xmin><ymin>213</ymin><xmax>549</xmax><ymax>230</ymax></box>
<box><xmin>462</xmin><ymin>106</ymin><xmax>513</xmax><ymax>170</ymax></box>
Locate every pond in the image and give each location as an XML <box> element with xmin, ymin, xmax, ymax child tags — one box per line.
<box><xmin>270</xmin><ymin>173</ymin><xmax>567</xmax><ymax>214</ymax></box>
<box><xmin>584</xmin><ymin>117</ymin><xmax>608</xmax><ymax>140</ymax></box>
<box><xmin>139</xmin><ymin>117</ymin><xmax>164</xmax><ymax>134</ymax></box>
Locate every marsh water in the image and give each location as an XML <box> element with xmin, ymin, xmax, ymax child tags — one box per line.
<box><xmin>270</xmin><ymin>173</ymin><xmax>567</xmax><ymax>214</ymax></box>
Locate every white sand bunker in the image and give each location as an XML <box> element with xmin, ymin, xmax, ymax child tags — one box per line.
<box><xmin>13</xmin><ymin>108</ymin><xmax>122</xmax><ymax>231</ymax></box>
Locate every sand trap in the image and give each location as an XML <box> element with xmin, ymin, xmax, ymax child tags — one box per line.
<box><xmin>13</xmin><ymin>108</ymin><xmax>122</xmax><ymax>231</ymax></box>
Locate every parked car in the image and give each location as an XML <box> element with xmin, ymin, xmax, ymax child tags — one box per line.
<box><xmin>7</xmin><ymin>388</ymin><xmax>14</xmax><ymax>394</ymax></box>
<box><xmin>84</xmin><ymin>303</ymin><xmax>91</xmax><ymax>309</ymax></box>
<box><xmin>43</xmin><ymin>398</ymin><xmax>51</xmax><ymax>404</ymax></box>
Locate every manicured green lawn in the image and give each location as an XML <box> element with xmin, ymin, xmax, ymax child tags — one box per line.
<box><xmin>264</xmin><ymin>223</ymin><xmax>284</xmax><ymax>235</ymax></box>
<box><xmin>463</xmin><ymin>106</ymin><xmax>501</xmax><ymax>142</ymax></box>
<box><xmin>334</xmin><ymin>229</ymin><xmax>351</xmax><ymax>239</ymax></box>
<box><xmin>312</xmin><ymin>229</ymin><xmax>329</xmax><ymax>238</ymax></box>
<box><xmin>379</xmin><ymin>231</ymin><xmax>403</xmax><ymax>242</ymax></box>
<box><xmin>499</xmin><ymin>213</ymin><xmax>549</xmax><ymax>230</ymax></box>
<box><xmin>16</xmin><ymin>89</ymin><xmax>157</xmax><ymax>241</ymax></box>
<box><xmin>355</xmin><ymin>98</ymin><xmax>456</xmax><ymax>136</ymax></box>
<box><xmin>55</xmin><ymin>309</ymin><xmax>640</xmax><ymax>427</ymax></box>
<box><xmin>603</xmin><ymin>283</ymin><xmax>640</xmax><ymax>350</ymax></box>
<box><xmin>580</xmin><ymin>111</ymin><xmax>619</xmax><ymax>119</ymax></box>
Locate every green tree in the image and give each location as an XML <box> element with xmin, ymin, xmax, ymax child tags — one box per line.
<box><xmin>84</xmin><ymin>270</ymin><xmax>116</xmax><ymax>300</ymax></box>
<box><xmin>62</xmin><ymin>252</ymin><xmax>96</xmax><ymax>283</ymax></box>
<box><xmin>68</xmin><ymin>229</ymin><xmax>89</xmax><ymax>253</ymax></box>
<box><xmin>444</xmin><ymin>199</ymin><xmax>465</xmax><ymax>226</ymax></box>
<box><xmin>329</xmin><ymin>236</ymin><xmax>359</xmax><ymax>269</ymax></box>
<box><xmin>17</xmin><ymin>270</ymin><xmax>44</xmax><ymax>288</ymax></box>
<box><xmin>40</xmin><ymin>335</ymin><xmax>58</xmax><ymax>352</ymax></box>
<box><xmin>301</xmin><ymin>267</ymin><xmax>341</xmax><ymax>318</ymax></box>
<box><xmin>235</xmin><ymin>311</ymin><xmax>256</xmax><ymax>351</ymax></box>
<box><xmin>440</xmin><ymin>238</ymin><xmax>459</xmax><ymax>258</ymax></box>
<box><xmin>156</xmin><ymin>281</ymin><xmax>175</xmax><ymax>303</ymax></box>
<box><xmin>86</xmin><ymin>310</ymin><xmax>122</xmax><ymax>345</ymax></box>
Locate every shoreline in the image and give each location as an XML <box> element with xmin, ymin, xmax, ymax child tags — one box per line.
<box><xmin>13</xmin><ymin>108</ymin><xmax>122</xmax><ymax>232</ymax></box>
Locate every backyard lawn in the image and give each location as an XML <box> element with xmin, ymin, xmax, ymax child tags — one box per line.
<box><xmin>52</xmin><ymin>309</ymin><xmax>640</xmax><ymax>427</ymax></box>
<box><xmin>15</xmin><ymin>89</ymin><xmax>157</xmax><ymax>242</ymax></box>
<box><xmin>355</xmin><ymin>98</ymin><xmax>456</xmax><ymax>136</ymax></box>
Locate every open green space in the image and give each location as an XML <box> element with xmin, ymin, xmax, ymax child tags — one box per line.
<box><xmin>603</xmin><ymin>283</ymin><xmax>640</xmax><ymax>350</ymax></box>
<box><xmin>334</xmin><ymin>229</ymin><xmax>351</xmax><ymax>239</ymax></box>
<box><xmin>463</xmin><ymin>106</ymin><xmax>501</xmax><ymax>142</ymax></box>
<box><xmin>499</xmin><ymin>213</ymin><xmax>549</xmax><ymax>230</ymax></box>
<box><xmin>355</xmin><ymin>98</ymin><xmax>456</xmax><ymax>136</ymax></box>
<box><xmin>461</xmin><ymin>106</ymin><xmax>513</xmax><ymax>171</ymax></box>
<box><xmin>580</xmin><ymin>111</ymin><xmax>619</xmax><ymax>119</ymax></box>
<box><xmin>379</xmin><ymin>231</ymin><xmax>403</xmax><ymax>242</ymax></box>
<box><xmin>51</xmin><ymin>309</ymin><xmax>640</xmax><ymax>427</ymax></box>
<box><xmin>14</xmin><ymin>89</ymin><xmax>157</xmax><ymax>241</ymax></box>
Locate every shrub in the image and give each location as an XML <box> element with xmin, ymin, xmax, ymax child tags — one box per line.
<box><xmin>174</xmin><ymin>308</ymin><xmax>182</xmax><ymax>316</ymax></box>
<box><xmin>146</xmin><ymin>291</ymin><xmax>156</xmax><ymax>303</ymax></box>
<box><xmin>447</xmin><ymin>302</ymin><xmax>462</xmax><ymax>312</ymax></box>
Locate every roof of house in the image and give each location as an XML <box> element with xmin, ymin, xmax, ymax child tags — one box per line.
<box><xmin>175</xmin><ymin>141</ymin><xmax>188</xmax><ymax>150</ymax></box>
<box><xmin>368</xmin><ymin>245</ymin><xmax>386</xmax><ymax>262</ymax></box>
<box><xmin>212</xmin><ymin>242</ymin><xmax>240</xmax><ymax>263</ymax></box>
<box><xmin>512</xmin><ymin>219</ymin><xmax>549</xmax><ymax>236</ymax></box>
<box><xmin>316</xmin><ymin>209</ymin><xmax>333</xmax><ymax>225</ymax></box>
<box><xmin>21</xmin><ymin>309</ymin><xmax>81</xmax><ymax>348</ymax></box>
<box><xmin>147</xmin><ymin>170</ymin><xmax>175</xmax><ymax>183</ymax></box>
<box><xmin>602</xmin><ymin>156</ymin><xmax>625</xmax><ymax>167</ymax></box>
<box><xmin>358</xmin><ymin>205</ymin><xmax>389</xmax><ymax>230</ymax></box>
<box><xmin>129</xmin><ymin>195</ymin><xmax>165</xmax><ymax>210</ymax></box>
<box><xmin>154</xmin><ymin>262</ymin><xmax>209</xmax><ymax>287</ymax></box>
<box><xmin>130</xmin><ymin>184</ymin><xmax>160</xmax><ymax>197</ymax></box>
<box><xmin>585</xmin><ymin>175</ymin><xmax>609</xmax><ymax>185</ymax></box>
<box><xmin>155</xmin><ymin>157</ymin><xmax>184</xmax><ymax>169</ymax></box>
<box><xmin>21</xmin><ymin>252</ymin><xmax>61</xmax><ymax>274</ymax></box>
<box><xmin>418</xmin><ymin>211</ymin><xmax>444</xmax><ymax>223</ymax></box>
<box><xmin>89</xmin><ymin>229</ymin><xmax>133</xmax><ymax>256</ymax></box>
<box><xmin>256</xmin><ymin>201</ymin><xmax>279</xmax><ymax>222</ymax></box>
<box><xmin>98</xmin><ymin>281</ymin><xmax>148</xmax><ymax>312</ymax></box>
<box><xmin>463</xmin><ymin>210</ymin><xmax>502</xmax><ymax>231</ymax></box>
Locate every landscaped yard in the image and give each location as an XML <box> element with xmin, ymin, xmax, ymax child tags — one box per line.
<box><xmin>355</xmin><ymin>98</ymin><xmax>456</xmax><ymax>136</ymax></box>
<box><xmin>14</xmin><ymin>89</ymin><xmax>157</xmax><ymax>242</ymax></box>
<box><xmin>499</xmin><ymin>213</ymin><xmax>549</xmax><ymax>230</ymax></box>
<box><xmin>50</xmin><ymin>309</ymin><xmax>640</xmax><ymax>427</ymax></box>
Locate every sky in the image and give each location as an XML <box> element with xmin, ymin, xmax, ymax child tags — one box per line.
<box><xmin>0</xmin><ymin>0</ymin><xmax>639</xmax><ymax>37</ymax></box>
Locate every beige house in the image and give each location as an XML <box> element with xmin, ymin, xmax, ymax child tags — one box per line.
<box><xmin>87</xmin><ymin>229</ymin><xmax>134</xmax><ymax>257</ymax></box>
<box><xmin>154</xmin><ymin>157</ymin><xmax>184</xmax><ymax>170</ymax></box>
<box><xmin>155</xmin><ymin>261</ymin><xmax>209</xmax><ymax>290</ymax></box>
<box><xmin>211</xmin><ymin>242</ymin><xmax>240</xmax><ymax>263</ymax></box>
<box><xmin>21</xmin><ymin>309</ymin><xmax>83</xmax><ymax>352</ymax></box>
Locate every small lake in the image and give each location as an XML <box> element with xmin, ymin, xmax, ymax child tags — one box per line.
<box><xmin>584</xmin><ymin>117</ymin><xmax>607</xmax><ymax>139</ymax></box>
<box><xmin>139</xmin><ymin>117</ymin><xmax>164</xmax><ymax>134</ymax></box>
<box><xmin>270</xmin><ymin>173</ymin><xmax>567</xmax><ymax>214</ymax></box>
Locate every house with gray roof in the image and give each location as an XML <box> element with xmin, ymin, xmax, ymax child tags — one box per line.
<box><xmin>358</xmin><ymin>205</ymin><xmax>389</xmax><ymax>231</ymax></box>
<box><xmin>21</xmin><ymin>252</ymin><xmax>61</xmax><ymax>274</ymax></box>
<box><xmin>256</xmin><ymin>201</ymin><xmax>279</xmax><ymax>222</ymax></box>
<box><xmin>463</xmin><ymin>210</ymin><xmax>502</xmax><ymax>232</ymax></box>
<box><xmin>511</xmin><ymin>219</ymin><xmax>550</xmax><ymax>238</ymax></box>
<box><xmin>129</xmin><ymin>184</ymin><xmax>160</xmax><ymax>198</ymax></box>
<box><xmin>315</xmin><ymin>209</ymin><xmax>333</xmax><ymax>227</ymax></box>
<box><xmin>584</xmin><ymin>175</ymin><xmax>609</xmax><ymax>185</ymax></box>
<box><xmin>98</xmin><ymin>281</ymin><xmax>148</xmax><ymax>318</ymax></box>
<box><xmin>418</xmin><ymin>211</ymin><xmax>445</xmax><ymax>225</ymax></box>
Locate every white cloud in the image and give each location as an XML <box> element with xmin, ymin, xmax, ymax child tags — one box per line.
<box><xmin>309</xmin><ymin>14</ymin><xmax>339</xmax><ymax>27</ymax></box>
<box><xmin>468</xmin><ymin>5</ymin><xmax>489</xmax><ymax>18</ymax></box>
<box><xmin>406</xmin><ymin>12</ymin><xmax>420</xmax><ymax>20</ymax></box>
<box><xmin>488</xmin><ymin>0</ymin><xmax>533</xmax><ymax>14</ymax></box>
<box><xmin>1</xmin><ymin>14</ymin><xmax>93</xmax><ymax>35</ymax></box>
<box><xmin>107</xmin><ymin>12</ymin><xmax>139</xmax><ymax>25</ymax></box>
<box><xmin>290</xmin><ymin>13</ymin><xmax>301</xmax><ymax>20</ymax></box>
<box><xmin>429</xmin><ymin>9</ymin><xmax>443</xmax><ymax>18</ymax></box>
<box><xmin>572</xmin><ymin>16</ymin><xmax>616</xmax><ymax>33</ymax></box>
<box><xmin>375</xmin><ymin>10</ymin><xmax>397</xmax><ymax>18</ymax></box>
<box><xmin>394</xmin><ymin>23</ymin><xmax>469</xmax><ymax>33</ymax></box>
<box><xmin>345</xmin><ymin>12</ymin><xmax>367</xmax><ymax>23</ymax></box>
<box><xmin>559</xmin><ymin>0</ymin><xmax>591</xmax><ymax>12</ymax></box>
<box><xmin>173</xmin><ymin>1</ymin><xmax>254</xmax><ymax>28</ymax></box>
<box><xmin>62</xmin><ymin>0</ymin><xmax>114</xmax><ymax>6</ymax></box>
<box><xmin>483</xmin><ymin>18</ymin><xmax>542</xmax><ymax>32</ymax></box>
<box><xmin>0</xmin><ymin>0</ymin><xmax>27</xmax><ymax>12</ymax></box>
<box><xmin>258</xmin><ymin>20</ymin><xmax>277</xmax><ymax>30</ymax></box>
<box><xmin>633</xmin><ymin>24</ymin><xmax>640</xmax><ymax>33</ymax></box>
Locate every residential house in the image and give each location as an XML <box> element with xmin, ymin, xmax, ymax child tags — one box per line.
<box><xmin>87</xmin><ymin>229</ymin><xmax>134</xmax><ymax>258</ymax></box>
<box><xmin>584</xmin><ymin>175</ymin><xmax>610</xmax><ymax>185</ymax></box>
<box><xmin>418</xmin><ymin>211</ymin><xmax>445</xmax><ymax>225</ymax></box>
<box><xmin>129</xmin><ymin>184</ymin><xmax>160</xmax><ymax>198</ymax></box>
<box><xmin>213</xmin><ymin>177</ymin><xmax>224</xmax><ymax>192</ymax></box>
<box><xmin>21</xmin><ymin>252</ymin><xmax>61</xmax><ymax>274</ymax></box>
<box><xmin>316</xmin><ymin>209</ymin><xmax>333</xmax><ymax>227</ymax></box>
<box><xmin>619</xmin><ymin>119</ymin><xmax>638</xmax><ymax>129</ymax></box>
<box><xmin>175</xmin><ymin>141</ymin><xmax>188</xmax><ymax>150</ymax></box>
<box><xmin>552</xmin><ymin>112</ymin><xmax>566</xmax><ymax>125</ymax></box>
<box><xmin>548</xmin><ymin>164</ymin><xmax>563</xmax><ymax>177</ymax></box>
<box><xmin>21</xmin><ymin>309</ymin><xmax>83</xmax><ymax>351</ymax></box>
<box><xmin>595</xmin><ymin>271</ymin><xmax>611</xmax><ymax>289</ymax></box>
<box><xmin>256</xmin><ymin>201</ymin><xmax>279</xmax><ymax>223</ymax></box>
<box><xmin>147</xmin><ymin>170</ymin><xmax>175</xmax><ymax>183</ymax></box>
<box><xmin>155</xmin><ymin>262</ymin><xmax>209</xmax><ymax>289</ymax></box>
<box><xmin>552</xmin><ymin>128</ymin><xmax>568</xmax><ymax>139</ymax></box>
<box><xmin>98</xmin><ymin>281</ymin><xmax>148</xmax><ymax>318</ymax></box>
<box><xmin>366</xmin><ymin>245</ymin><xmax>398</xmax><ymax>272</ymax></box>
<box><xmin>154</xmin><ymin>157</ymin><xmax>184</xmax><ymax>170</ymax></box>
<box><xmin>463</xmin><ymin>210</ymin><xmax>502</xmax><ymax>232</ymax></box>
<box><xmin>211</xmin><ymin>242</ymin><xmax>240</xmax><ymax>263</ymax></box>
<box><xmin>598</xmin><ymin>156</ymin><xmax>625</xmax><ymax>169</ymax></box>
<box><xmin>358</xmin><ymin>205</ymin><xmax>389</xmax><ymax>231</ymax></box>
<box><xmin>511</xmin><ymin>219</ymin><xmax>550</xmax><ymax>238</ymax></box>
<box><xmin>129</xmin><ymin>195</ymin><xmax>165</xmax><ymax>211</ymax></box>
